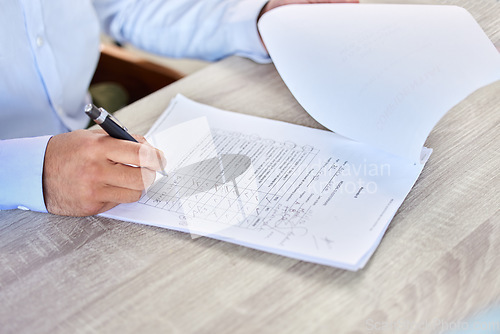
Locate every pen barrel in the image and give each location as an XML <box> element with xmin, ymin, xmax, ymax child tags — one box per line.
<box><xmin>100</xmin><ymin>117</ymin><xmax>138</xmax><ymax>142</ymax></box>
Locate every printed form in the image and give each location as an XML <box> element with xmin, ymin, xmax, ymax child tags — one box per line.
<box><xmin>103</xmin><ymin>95</ymin><xmax>425</xmax><ymax>270</ymax></box>
<box><xmin>102</xmin><ymin>4</ymin><xmax>500</xmax><ymax>270</ymax></box>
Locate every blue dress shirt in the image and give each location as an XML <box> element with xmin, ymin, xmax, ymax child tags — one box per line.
<box><xmin>0</xmin><ymin>0</ymin><xmax>269</xmax><ymax>212</ymax></box>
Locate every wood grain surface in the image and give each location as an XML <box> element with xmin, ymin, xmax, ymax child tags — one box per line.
<box><xmin>1</xmin><ymin>1</ymin><xmax>499</xmax><ymax>333</ymax></box>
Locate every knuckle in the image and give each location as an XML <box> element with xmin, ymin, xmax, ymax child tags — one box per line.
<box><xmin>79</xmin><ymin>187</ymin><xmax>108</xmax><ymax>215</ymax></box>
<box><xmin>81</xmin><ymin>185</ymin><xmax>98</xmax><ymax>203</ymax></box>
<box><xmin>131</xmin><ymin>190</ymin><xmax>142</xmax><ymax>202</ymax></box>
<box><xmin>81</xmin><ymin>130</ymin><xmax>100</xmax><ymax>146</ymax></box>
<box><xmin>121</xmin><ymin>189</ymin><xmax>142</xmax><ymax>203</ymax></box>
<box><xmin>80</xmin><ymin>160</ymin><xmax>102</xmax><ymax>184</ymax></box>
<box><xmin>137</xmin><ymin>144</ymin><xmax>152</xmax><ymax>164</ymax></box>
<box><xmin>133</xmin><ymin>143</ymin><xmax>144</xmax><ymax>162</ymax></box>
<box><xmin>141</xmin><ymin>169</ymin><xmax>156</xmax><ymax>188</ymax></box>
<box><xmin>126</xmin><ymin>168</ymin><xmax>144</xmax><ymax>189</ymax></box>
<box><xmin>78</xmin><ymin>188</ymin><xmax>102</xmax><ymax>215</ymax></box>
<box><xmin>81</xmin><ymin>203</ymin><xmax>102</xmax><ymax>216</ymax></box>
<box><xmin>80</xmin><ymin>136</ymin><xmax>106</xmax><ymax>160</ymax></box>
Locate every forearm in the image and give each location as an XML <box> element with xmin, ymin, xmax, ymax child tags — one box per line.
<box><xmin>93</xmin><ymin>0</ymin><xmax>270</xmax><ymax>62</ymax></box>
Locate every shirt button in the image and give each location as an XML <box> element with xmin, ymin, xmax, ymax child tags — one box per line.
<box><xmin>36</xmin><ymin>36</ymin><xmax>44</xmax><ymax>47</ymax></box>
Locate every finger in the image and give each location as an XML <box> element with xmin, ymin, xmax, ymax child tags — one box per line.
<box><xmin>133</xmin><ymin>136</ymin><xmax>168</xmax><ymax>170</ymax></box>
<box><xmin>103</xmin><ymin>163</ymin><xmax>157</xmax><ymax>190</ymax></box>
<box><xmin>132</xmin><ymin>135</ymin><xmax>168</xmax><ymax>167</ymax></box>
<box><xmin>104</xmin><ymin>139</ymin><xmax>167</xmax><ymax>171</ymax></box>
<box><xmin>99</xmin><ymin>185</ymin><xmax>144</xmax><ymax>204</ymax></box>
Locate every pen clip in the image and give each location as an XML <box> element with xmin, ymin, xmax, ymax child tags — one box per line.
<box><xmin>107</xmin><ymin>112</ymin><xmax>129</xmax><ymax>132</ymax></box>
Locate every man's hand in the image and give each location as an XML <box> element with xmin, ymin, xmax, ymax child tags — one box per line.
<box><xmin>42</xmin><ymin>129</ymin><xmax>166</xmax><ymax>216</ymax></box>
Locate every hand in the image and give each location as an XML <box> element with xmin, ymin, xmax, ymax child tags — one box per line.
<box><xmin>42</xmin><ymin>129</ymin><xmax>166</xmax><ymax>216</ymax></box>
<box><xmin>257</xmin><ymin>0</ymin><xmax>359</xmax><ymax>50</ymax></box>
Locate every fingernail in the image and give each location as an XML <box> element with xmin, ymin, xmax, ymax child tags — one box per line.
<box><xmin>158</xmin><ymin>150</ymin><xmax>168</xmax><ymax>176</ymax></box>
<box><xmin>159</xmin><ymin>151</ymin><xmax>167</xmax><ymax>167</ymax></box>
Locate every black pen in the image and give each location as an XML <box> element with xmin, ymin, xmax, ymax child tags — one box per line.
<box><xmin>84</xmin><ymin>104</ymin><xmax>138</xmax><ymax>142</ymax></box>
<box><xmin>85</xmin><ymin>103</ymin><xmax>167</xmax><ymax>176</ymax></box>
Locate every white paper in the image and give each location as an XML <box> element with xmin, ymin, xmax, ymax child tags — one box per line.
<box><xmin>103</xmin><ymin>95</ymin><xmax>427</xmax><ymax>270</ymax></box>
<box><xmin>258</xmin><ymin>4</ymin><xmax>500</xmax><ymax>163</ymax></box>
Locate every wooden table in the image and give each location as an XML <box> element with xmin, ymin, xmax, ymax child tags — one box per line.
<box><xmin>1</xmin><ymin>1</ymin><xmax>499</xmax><ymax>333</ymax></box>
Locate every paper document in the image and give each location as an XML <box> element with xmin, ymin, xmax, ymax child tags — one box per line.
<box><xmin>259</xmin><ymin>4</ymin><xmax>500</xmax><ymax>163</ymax></box>
<box><xmin>102</xmin><ymin>4</ymin><xmax>500</xmax><ymax>270</ymax></box>
<box><xmin>104</xmin><ymin>95</ymin><xmax>427</xmax><ymax>270</ymax></box>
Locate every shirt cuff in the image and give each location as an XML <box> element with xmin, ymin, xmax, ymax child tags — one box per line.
<box><xmin>230</xmin><ymin>0</ymin><xmax>272</xmax><ymax>64</ymax></box>
<box><xmin>0</xmin><ymin>136</ymin><xmax>52</xmax><ymax>212</ymax></box>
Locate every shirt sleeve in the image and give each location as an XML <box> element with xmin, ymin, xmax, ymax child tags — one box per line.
<box><xmin>92</xmin><ymin>0</ymin><xmax>271</xmax><ymax>63</ymax></box>
<box><xmin>0</xmin><ymin>136</ymin><xmax>51</xmax><ymax>212</ymax></box>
